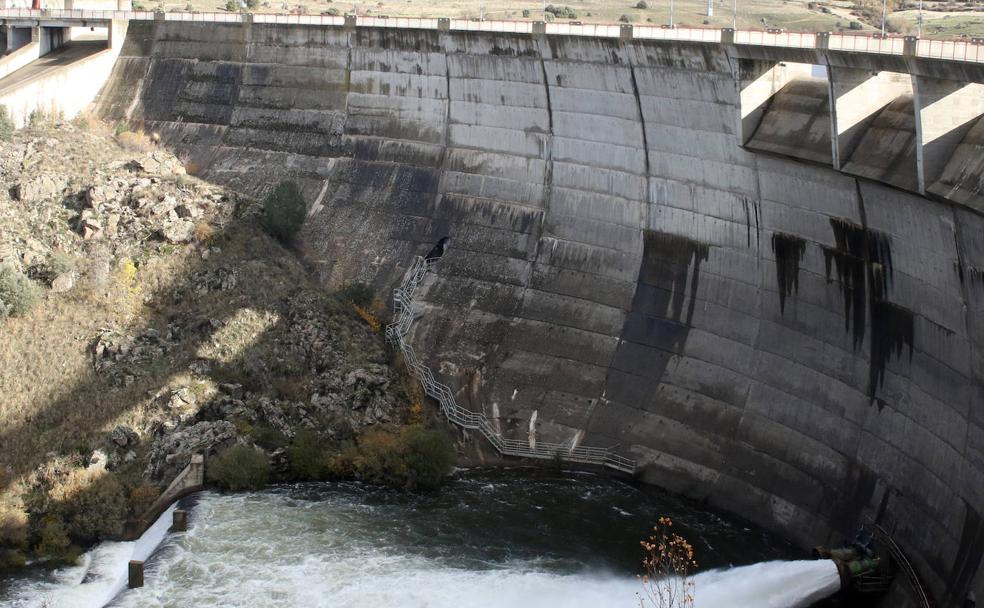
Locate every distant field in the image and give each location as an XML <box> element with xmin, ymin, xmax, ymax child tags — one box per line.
<box><xmin>154</xmin><ymin>0</ymin><xmax>981</xmax><ymax>38</ymax></box>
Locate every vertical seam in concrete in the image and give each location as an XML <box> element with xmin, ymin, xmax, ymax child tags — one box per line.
<box><xmin>825</xmin><ymin>63</ymin><xmax>841</xmax><ymax>170</ymax></box>
<box><xmin>527</xmin><ymin>34</ymin><xmax>553</xmax><ymax>292</ymax></box>
<box><xmin>626</xmin><ymin>43</ymin><xmax>652</xmax><ymax>231</ymax></box>
<box><xmin>949</xmin><ymin>203</ymin><xmax>978</xmax><ymax>440</ymax></box>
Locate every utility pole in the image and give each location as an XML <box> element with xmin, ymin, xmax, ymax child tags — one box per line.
<box><xmin>880</xmin><ymin>0</ymin><xmax>887</xmax><ymax>35</ymax></box>
<box><xmin>706</xmin><ymin>0</ymin><xmax>713</xmax><ymax>17</ymax></box>
<box><xmin>669</xmin><ymin>0</ymin><xmax>674</xmax><ymax>27</ymax></box>
<box><xmin>733</xmin><ymin>0</ymin><xmax>737</xmax><ymax>28</ymax></box>
<box><xmin>917</xmin><ymin>0</ymin><xmax>922</xmax><ymax>37</ymax></box>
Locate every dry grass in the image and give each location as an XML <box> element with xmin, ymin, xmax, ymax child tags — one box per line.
<box><xmin>193</xmin><ymin>220</ymin><xmax>217</xmax><ymax>244</ymax></box>
<box><xmin>116</xmin><ymin>130</ymin><xmax>156</xmax><ymax>153</ymax></box>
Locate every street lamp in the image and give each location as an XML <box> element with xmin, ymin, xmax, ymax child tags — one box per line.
<box><xmin>880</xmin><ymin>0</ymin><xmax>887</xmax><ymax>36</ymax></box>
<box><xmin>733</xmin><ymin>0</ymin><xmax>737</xmax><ymax>28</ymax></box>
<box><xmin>669</xmin><ymin>0</ymin><xmax>674</xmax><ymax>27</ymax></box>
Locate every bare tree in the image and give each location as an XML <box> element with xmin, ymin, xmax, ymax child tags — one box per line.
<box><xmin>637</xmin><ymin>517</ymin><xmax>698</xmax><ymax>608</ymax></box>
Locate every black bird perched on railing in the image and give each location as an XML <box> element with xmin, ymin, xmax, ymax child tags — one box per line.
<box><xmin>424</xmin><ymin>236</ymin><xmax>451</xmax><ymax>263</ymax></box>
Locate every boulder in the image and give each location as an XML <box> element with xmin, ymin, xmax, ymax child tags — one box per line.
<box><xmin>111</xmin><ymin>425</ymin><xmax>138</xmax><ymax>448</ymax></box>
<box><xmin>13</xmin><ymin>174</ymin><xmax>63</xmax><ymax>203</ymax></box>
<box><xmin>50</xmin><ymin>272</ymin><xmax>75</xmax><ymax>293</ymax></box>
<box><xmin>161</xmin><ymin>220</ymin><xmax>195</xmax><ymax>244</ymax></box>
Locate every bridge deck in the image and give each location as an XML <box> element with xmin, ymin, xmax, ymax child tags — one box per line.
<box><xmin>0</xmin><ymin>39</ymin><xmax>104</xmax><ymax>95</ymax></box>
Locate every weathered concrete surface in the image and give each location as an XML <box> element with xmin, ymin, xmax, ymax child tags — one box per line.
<box><xmin>95</xmin><ymin>25</ymin><xmax>984</xmax><ymax>607</ymax></box>
<box><xmin>829</xmin><ymin>68</ymin><xmax>913</xmax><ymax>170</ymax></box>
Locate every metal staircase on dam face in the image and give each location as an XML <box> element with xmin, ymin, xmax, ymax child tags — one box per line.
<box><xmin>385</xmin><ymin>255</ymin><xmax>636</xmax><ymax>475</ymax></box>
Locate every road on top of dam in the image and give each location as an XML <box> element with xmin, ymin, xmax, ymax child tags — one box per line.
<box><xmin>0</xmin><ymin>39</ymin><xmax>105</xmax><ymax>95</ymax></box>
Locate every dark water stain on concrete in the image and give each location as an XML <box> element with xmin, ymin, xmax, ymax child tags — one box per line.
<box><xmin>822</xmin><ymin>222</ymin><xmax>869</xmax><ymax>350</ymax></box>
<box><xmin>638</xmin><ymin>231</ymin><xmax>710</xmax><ymax>330</ymax></box>
<box><xmin>820</xmin><ymin>217</ymin><xmax>915</xmax><ymax>404</ymax></box>
<box><xmin>771</xmin><ymin>232</ymin><xmax>806</xmax><ymax>315</ymax></box>
<box><xmin>869</xmin><ymin>300</ymin><xmax>913</xmax><ymax>405</ymax></box>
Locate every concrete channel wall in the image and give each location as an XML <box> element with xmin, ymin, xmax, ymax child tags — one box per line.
<box><xmin>93</xmin><ymin>21</ymin><xmax>984</xmax><ymax>607</ymax></box>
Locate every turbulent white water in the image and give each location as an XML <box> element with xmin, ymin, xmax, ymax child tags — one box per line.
<box><xmin>1</xmin><ymin>504</ymin><xmax>175</xmax><ymax>608</ymax></box>
<box><xmin>0</xmin><ymin>472</ymin><xmax>842</xmax><ymax>608</ymax></box>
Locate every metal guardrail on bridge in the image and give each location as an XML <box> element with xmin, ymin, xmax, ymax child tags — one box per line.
<box><xmin>3</xmin><ymin>8</ymin><xmax>984</xmax><ymax>65</ymax></box>
<box><xmin>385</xmin><ymin>256</ymin><xmax>636</xmax><ymax>474</ymax></box>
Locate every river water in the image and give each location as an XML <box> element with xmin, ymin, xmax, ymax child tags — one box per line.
<box><xmin>1</xmin><ymin>468</ymin><xmax>842</xmax><ymax>608</ymax></box>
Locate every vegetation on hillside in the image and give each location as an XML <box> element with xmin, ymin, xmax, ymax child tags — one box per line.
<box><xmin>0</xmin><ymin>118</ymin><xmax>456</xmax><ymax>573</ymax></box>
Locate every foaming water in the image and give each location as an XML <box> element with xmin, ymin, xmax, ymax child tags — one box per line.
<box><xmin>694</xmin><ymin>560</ymin><xmax>841</xmax><ymax>607</ymax></box>
<box><xmin>1</xmin><ymin>470</ymin><xmax>841</xmax><ymax>608</ymax></box>
<box><xmin>1</xmin><ymin>504</ymin><xmax>175</xmax><ymax>608</ymax></box>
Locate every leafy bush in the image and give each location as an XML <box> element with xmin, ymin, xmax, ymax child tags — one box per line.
<box><xmin>849</xmin><ymin>20</ymin><xmax>863</xmax><ymax>29</ymax></box>
<box><xmin>250</xmin><ymin>425</ymin><xmax>288</xmax><ymax>451</ymax></box>
<box><xmin>225</xmin><ymin>0</ymin><xmax>238</xmax><ymax>10</ymax></box>
<box><xmin>325</xmin><ymin>7</ymin><xmax>340</xmax><ymax>15</ymax></box>
<box><xmin>636</xmin><ymin>0</ymin><xmax>649</xmax><ymax>8</ymax></box>
<box><xmin>207</xmin><ymin>445</ymin><xmax>271</xmax><ymax>491</ymax></box>
<box><xmin>0</xmin><ymin>266</ymin><xmax>42</xmax><ymax>319</ymax></box>
<box><xmin>262</xmin><ymin>181</ymin><xmax>307</xmax><ymax>244</ymax></box>
<box><xmin>0</xmin><ymin>504</ymin><xmax>28</xmax><ymax>548</ymax></box>
<box><xmin>522</xmin><ymin>8</ymin><xmax>530</xmax><ymax>17</ymax></box>
<box><xmin>0</xmin><ymin>105</ymin><xmax>13</xmax><ymax>142</ymax></box>
<box><xmin>33</xmin><ymin>519</ymin><xmax>79</xmax><ymax>566</ymax></box>
<box><xmin>46</xmin><ymin>252</ymin><xmax>75</xmax><ymax>277</ymax></box>
<box><xmin>128</xmin><ymin>483</ymin><xmax>161</xmax><ymax>518</ymax></box>
<box><xmin>246</xmin><ymin>0</ymin><xmax>258</xmax><ymax>8</ymax></box>
<box><xmin>544</xmin><ymin>4</ymin><xmax>577</xmax><ymax>18</ymax></box>
<box><xmin>328</xmin><ymin>426</ymin><xmax>455</xmax><ymax>491</ymax></box>
<box><xmin>46</xmin><ymin>468</ymin><xmax>128</xmax><ymax>544</ymax></box>
<box><xmin>401</xmin><ymin>427</ymin><xmax>457</xmax><ymax>490</ymax></box>
<box><xmin>288</xmin><ymin>429</ymin><xmax>328</xmax><ymax>480</ymax></box>
<box><xmin>619</xmin><ymin>13</ymin><xmax>636</xmax><ymax>22</ymax></box>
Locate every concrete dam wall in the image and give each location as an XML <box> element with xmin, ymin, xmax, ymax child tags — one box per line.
<box><xmin>95</xmin><ymin>21</ymin><xmax>984</xmax><ymax>606</ymax></box>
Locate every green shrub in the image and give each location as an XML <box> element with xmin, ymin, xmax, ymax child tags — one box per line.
<box><xmin>0</xmin><ymin>106</ymin><xmax>13</xmax><ymax>142</ymax></box>
<box><xmin>401</xmin><ymin>427</ymin><xmax>456</xmax><ymax>490</ymax></box>
<box><xmin>619</xmin><ymin>13</ymin><xmax>636</xmax><ymax>22</ymax></box>
<box><xmin>0</xmin><ymin>548</ymin><xmax>26</xmax><ymax>570</ymax></box>
<box><xmin>34</xmin><ymin>519</ymin><xmax>80</xmax><ymax>566</ymax></box>
<box><xmin>46</xmin><ymin>252</ymin><xmax>75</xmax><ymax>277</ymax></box>
<box><xmin>250</xmin><ymin>425</ymin><xmax>288</xmax><ymax>451</ymax></box>
<box><xmin>636</xmin><ymin>0</ymin><xmax>649</xmax><ymax>8</ymax></box>
<box><xmin>0</xmin><ymin>266</ymin><xmax>43</xmax><ymax>319</ymax></box>
<box><xmin>44</xmin><ymin>468</ymin><xmax>128</xmax><ymax>544</ymax></box>
<box><xmin>207</xmin><ymin>445</ymin><xmax>271</xmax><ymax>491</ymax></box>
<box><xmin>224</xmin><ymin>0</ymin><xmax>238</xmax><ymax>10</ymax></box>
<box><xmin>325</xmin><ymin>7</ymin><xmax>340</xmax><ymax>15</ymax></box>
<box><xmin>522</xmin><ymin>8</ymin><xmax>530</xmax><ymax>17</ymax></box>
<box><xmin>329</xmin><ymin>426</ymin><xmax>455</xmax><ymax>491</ymax></box>
<box><xmin>288</xmin><ymin>429</ymin><xmax>327</xmax><ymax>480</ymax></box>
<box><xmin>262</xmin><ymin>181</ymin><xmax>307</xmax><ymax>244</ymax></box>
<box><xmin>545</xmin><ymin>4</ymin><xmax>577</xmax><ymax>18</ymax></box>
<box><xmin>849</xmin><ymin>20</ymin><xmax>863</xmax><ymax>29</ymax></box>
<box><xmin>246</xmin><ymin>0</ymin><xmax>258</xmax><ymax>8</ymax></box>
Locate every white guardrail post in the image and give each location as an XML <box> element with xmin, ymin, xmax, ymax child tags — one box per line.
<box><xmin>385</xmin><ymin>256</ymin><xmax>636</xmax><ymax>474</ymax></box>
